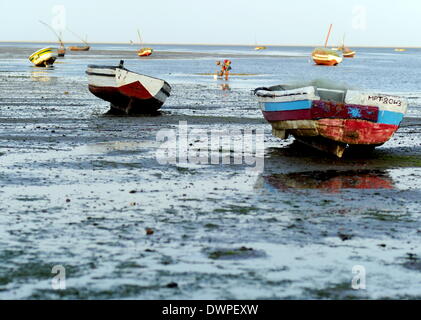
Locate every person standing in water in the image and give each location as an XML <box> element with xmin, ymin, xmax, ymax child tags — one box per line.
<box><xmin>215</xmin><ymin>61</ymin><xmax>224</xmax><ymax>78</ymax></box>
<box><xmin>222</xmin><ymin>60</ymin><xmax>232</xmax><ymax>81</ymax></box>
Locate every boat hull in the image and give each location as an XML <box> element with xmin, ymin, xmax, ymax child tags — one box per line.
<box><xmin>29</xmin><ymin>48</ymin><xmax>57</xmax><ymax>67</ymax></box>
<box><xmin>312</xmin><ymin>55</ymin><xmax>343</xmax><ymax>66</ymax></box>
<box><xmin>69</xmin><ymin>46</ymin><xmax>90</xmax><ymax>51</ymax></box>
<box><xmin>138</xmin><ymin>49</ymin><xmax>153</xmax><ymax>57</ymax></box>
<box><xmin>343</xmin><ymin>51</ymin><xmax>356</xmax><ymax>58</ymax></box>
<box><xmin>86</xmin><ymin>63</ymin><xmax>171</xmax><ymax>115</ymax></box>
<box><xmin>256</xmin><ymin>86</ymin><xmax>407</xmax><ymax>157</ymax></box>
<box><xmin>312</xmin><ymin>48</ymin><xmax>343</xmax><ymax>66</ymax></box>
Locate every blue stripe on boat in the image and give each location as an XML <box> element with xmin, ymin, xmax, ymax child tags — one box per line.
<box><xmin>378</xmin><ymin>110</ymin><xmax>404</xmax><ymax>125</ymax></box>
<box><xmin>263</xmin><ymin>100</ymin><xmax>312</xmax><ymax>112</ymax></box>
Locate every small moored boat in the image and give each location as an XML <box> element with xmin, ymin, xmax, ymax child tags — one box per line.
<box><xmin>86</xmin><ymin>60</ymin><xmax>171</xmax><ymax>115</ymax></box>
<box><xmin>137</xmin><ymin>29</ymin><xmax>153</xmax><ymax>57</ymax></box>
<box><xmin>57</xmin><ymin>46</ymin><xmax>66</xmax><ymax>57</ymax></box>
<box><xmin>29</xmin><ymin>48</ymin><xmax>57</xmax><ymax>67</ymax></box>
<box><xmin>255</xmin><ymin>46</ymin><xmax>267</xmax><ymax>51</ymax></box>
<box><xmin>342</xmin><ymin>48</ymin><xmax>356</xmax><ymax>58</ymax></box>
<box><xmin>312</xmin><ymin>48</ymin><xmax>343</xmax><ymax>66</ymax></box>
<box><xmin>138</xmin><ymin>48</ymin><xmax>153</xmax><ymax>57</ymax></box>
<box><xmin>254</xmin><ymin>81</ymin><xmax>408</xmax><ymax>157</ymax></box>
<box><xmin>312</xmin><ymin>24</ymin><xmax>343</xmax><ymax>66</ymax></box>
<box><xmin>69</xmin><ymin>45</ymin><xmax>90</xmax><ymax>51</ymax></box>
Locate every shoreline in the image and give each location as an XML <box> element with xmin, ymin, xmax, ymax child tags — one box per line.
<box><xmin>1</xmin><ymin>41</ymin><xmax>421</xmax><ymax>49</ymax></box>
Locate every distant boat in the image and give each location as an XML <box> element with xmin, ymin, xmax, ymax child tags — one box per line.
<box><xmin>255</xmin><ymin>46</ymin><xmax>267</xmax><ymax>51</ymax></box>
<box><xmin>138</xmin><ymin>47</ymin><xmax>153</xmax><ymax>57</ymax></box>
<box><xmin>312</xmin><ymin>48</ymin><xmax>343</xmax><ymax>66</ymax></box>
<box><xmin>338</xmin><ymin>35</ymin><xmax>356</xmax><ymax>58</ymax></box>
<box><xmin>254</xmin><ymin>82</ymin><xmax>408</xmax><ymax>158</ymax></box>
<box><xmin>67</xmin><ymin>28</ymin><xmax>90</xmax><ymax>51</ymax></box>
<box><xmin>137</xmin><ymin>29</ymin><xmax>153</xmax><ymax>57</ymax></box>
<box><xmin>395</xmin><ymin>48</ymin><xmax>406</xmax><ymax>52</ymax></box>
<box><xmin>86</xmin><ymin>60</ymin><xmax>171</xmax><ymax>115</ymax></box>
<box><xmin>68</xmin><ymin>45</ymin><xmax>90</xmax><ymax>51</ymax></box>
<box><xmin>39</xmin><ymin>20</ymin><xmax>66</xmax><ymax>57</ymax></box>
<box><xmin>342</xmin><ymin>48</ymin><xmax>356</xmax><ymax>58</ymax></box>
<box><xmin>29</xmin><ymin>47</ymin><xmax>57</xmax><ymax>67</ymax></box>
<box><xmin>312</xmin><ymin>24</ymin><xmax>343</xmax><ymax>66</ymax></box>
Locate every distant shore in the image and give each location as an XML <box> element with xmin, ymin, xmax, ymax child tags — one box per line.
<box><xmin>0</xmin><ymin>41</ymin><xmax>420</xmax><ymax>49</ymax></box>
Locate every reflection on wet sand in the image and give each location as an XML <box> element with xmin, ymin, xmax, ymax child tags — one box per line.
<box><xmin>261</xmin><ymin>170</ymin><xmax>394</xmax><ymax>193</ymax></box>
<box><xmin>220</xmin><ymin>83</ymin><xmax>231</xmax><ymax>91</ymax></box>
<box><xmin>30</xmin><ymin>70</ymin><xmax>52</xmax><ymax>82</ymax></box>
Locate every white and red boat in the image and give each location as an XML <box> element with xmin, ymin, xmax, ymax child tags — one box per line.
<box><xmin>86</xmin><ymin>60</ymin><xmax>171</xmax><ymax>115</ymax></box>
<box><xmin>255</xmin><ymin>82</ymin><xmax>408</xmax><ymax>158</ymax></box>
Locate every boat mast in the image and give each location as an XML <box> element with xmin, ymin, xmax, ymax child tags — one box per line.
<box><xmin>137</xmin><ymin>29</ymin><xmax>144</xmax><ymax>49</ymax></box>
<box><xmin>324</xmin><ymin>24</ymin><xmax>333</xmax><ymax>48</ymax></box>
<box><xmin>68</xmin><ymin>28</ymin><xmax>89</xmax><ymax>46</ymax></box>
<box><xmin>39</xmin><ymin>20</ymin><xmax>64</xmax><ymax>47</ymax></box>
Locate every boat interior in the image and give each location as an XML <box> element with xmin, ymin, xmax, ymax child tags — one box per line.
<box><xmin>266</xmin><ymin>80</ymin><xmax>352</xmax><ymax>103</ymax></box>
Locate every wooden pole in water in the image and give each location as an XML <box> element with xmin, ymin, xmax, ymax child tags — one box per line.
<box><xmin>324</xmin><ymin>24</ymin><xmax>333</xmax><ymax>48</ymax></box>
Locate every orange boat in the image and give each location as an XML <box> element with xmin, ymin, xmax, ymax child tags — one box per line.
<box><xmin>136</xmin><ymin>29</ymin><xmax>153</xmax><ymax>57</ymax></box>
<box><xmin>339</xmin><ymin>36</ymin><xmax>356</xmax><ymax>58</ymax></box>
<box><xmin>69</xmin><ymin>46</ymin><xmax>90</xmax><ymax>51</ymax></box>
<box><xmin>343</xmin><ymin>48</ymin><xmax>356</xmax><ymax>58</ymax></box>
<box><xmin>67</xmin><ymin>28</ymin><xmax>90</xmax><ymax>51</ymax></box>
<box><xmin>312</xmin><ymin>24</ymin><xmax>343</xmax><ymax>66</ymax></box>
<box><xmin>138</xmin><ymin>48</ymin><xmax>153</xmax><ymax>57</ymax></box>
<box><xmin>312</xmin><ymin>48</ymin><xmax>343</xmax><ymax>66</ymax></box>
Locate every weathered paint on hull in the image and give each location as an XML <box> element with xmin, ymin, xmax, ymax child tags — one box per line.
<box><xmin>259</xmin><ymin>87</ymin><xmax>407</xmax><ymax>157</ymax></box>
<box><xmin>88</xmin><ymin>84</ymin><xmax>164</xmax><ymax>115</ymax></box>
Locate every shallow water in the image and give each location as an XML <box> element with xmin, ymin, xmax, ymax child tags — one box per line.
<box><xmin>0</xmin><ymin>44</ymin><xmax>420</xmax><ymax>299</ymax></box>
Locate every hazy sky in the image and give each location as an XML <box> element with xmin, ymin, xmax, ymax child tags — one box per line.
<box><xmin>1</xmin><ymin>0</ymin><xmax>420</xmax><ymax>46</ymax></box>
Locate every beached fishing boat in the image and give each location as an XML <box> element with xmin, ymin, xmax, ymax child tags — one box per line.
<box><xmin>312</xmin><ymin>24</ymin><xmax>343</xmax><ymax>66</ymax></box>
<box><xmin>67</xmin><ymin>28</ymin><xmax>90</xmax><ymax>51</ymax></box>
<box><xmin>86</xmin><ymin>60</ymin><xmax>171</xmax><ymax>115</ymax></box>
<box><xmin>29</xmin><ymin>48</ymin><xmax>57</xmax><ymax>67</ymax></box>
<box><xmin>57</xmin><ymin>46</ymin><xmax>66</xmax><ymax>57</ymax></box>
<box><xmin>254</xmin><ymin>82</ymin><xmax>408</xmax><ymax>157</ymax></box>
<box><xmin>69</xmin><ymin>45</ymin><xmax>90</xmax><ymax>51</ymax></box>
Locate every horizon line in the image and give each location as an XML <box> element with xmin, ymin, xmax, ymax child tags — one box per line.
<box><xmin>0</xmin><ymin>40</ymin><xmax>419</xmax><ymax>49</ymax></box>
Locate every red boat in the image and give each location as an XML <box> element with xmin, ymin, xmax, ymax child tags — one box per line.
<box><xmin>255</xmin><ymin>82</ymin><xmax>408</xmax><ymax>157</ymax></box>
<box><xmin>86</xmin><ymin>60</ymin><xmax>171</xmax><ymax>115</ymax></box>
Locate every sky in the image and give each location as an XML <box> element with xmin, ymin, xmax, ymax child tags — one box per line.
<box><xmin>0</xmin><ymin>0</ymin><xmax>420</xmax><ymax>46</ymax></box>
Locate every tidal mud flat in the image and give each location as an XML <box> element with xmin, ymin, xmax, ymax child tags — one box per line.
<box><xmin>0</xmin><ymin>44</ymin><xmax>420</xmax><ymax>299</ymax></box>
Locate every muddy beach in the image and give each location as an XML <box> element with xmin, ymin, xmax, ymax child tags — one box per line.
<box><xmin>0</xmin><ymin>44</ymin><xmax>420</xmax><ymax>299</ymax></box>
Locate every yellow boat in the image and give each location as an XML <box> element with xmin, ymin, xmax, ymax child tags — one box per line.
<box><xmin>255</xmin><ymin>46</ymin><xmax>267</xmax><ymax>51</ymax></box>
<box><xmin>395</xmin><ymin>48</ymin><xmax>406</xmax><ymax>52</ymax></box>
<box><xmin>29</xmin><ymin>48</ymin><xmax>57</xmax><ymax>67</ymax></box>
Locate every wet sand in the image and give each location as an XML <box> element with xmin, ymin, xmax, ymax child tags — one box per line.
<box><xmin>0</xmin><ymin>45</ymin><xmax>421</xmax><ymax>299</ymax></box>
